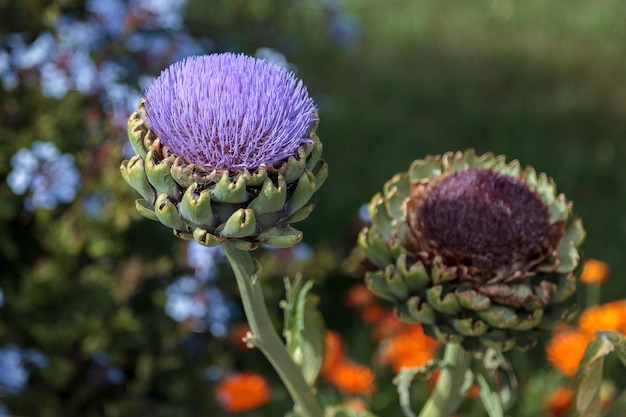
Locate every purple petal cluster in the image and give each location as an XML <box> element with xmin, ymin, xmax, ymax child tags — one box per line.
<box><xmin>143</xmin><ymin>53</ymin><xmax>317</xmax><ymax>169</ymax></box>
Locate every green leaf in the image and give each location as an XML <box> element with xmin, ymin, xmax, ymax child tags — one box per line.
<box><xmin>282</xmin><ymin>275</ymin><xmax>326</xmax><ymax>386</ymax></box>
<box><xmin>574</xmin><ymin>331</ymin><xmax>625</xmax><ymax>417</ymax></box>
<box><xmin>393</xmin><ymin>361</ymin><xmax>442</xmax><ymax>417</ymax></box>
<box><xmin>601</xmin><ymin>388</ymin><xmax>626</xmax><ymax>417</ymax></box>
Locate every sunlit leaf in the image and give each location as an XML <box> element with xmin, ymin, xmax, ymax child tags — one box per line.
<box><xmin>282</xmin><ymin>274</ymin><xmax>326</xmax><ymax>385</ymax></box>
<box><xmin>394</xmin><ymin>360</ymin><xmax>442</xmax><ymax>417</ymax></box>
<box><xmin>574</xmin><ymin>331</ymin><xmax>625</xmax><ymax>417</ymax></box>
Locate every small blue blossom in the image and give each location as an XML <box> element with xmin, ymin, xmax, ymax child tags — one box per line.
<box><xmin>0</xmin><ymin>288</ymin><xmax>4</xmax><ymax>308</ymax></box>
<box><xmin>165</xmin><ymin>275</ymin><xmax>207</xmax><ymax>322</ymax></box>
<box><xmin>143</xmin><ymin>53</ymin><xmax>317</xmax><ymax>169</ymax></box>
<box><xmin>39</xmin><ymin>61</ymin><xmax>71</xmax><ymax>98</ymax></box>
<box><xmin>136</xmin><ymin>0</ymin><xmax>187</xmax><ymax>30</ymax></box>
<box><xmin>10</xmin><ymin>32</ymin><xmax>56</xmax><ymax>70</ymax></box>
<box><xmin>358</xmin><ymin>203</ymin><xmax>371</xmax><ymax>224</ymax></box>
<box><xmin>83</xmin><ymin>192</ymin><xmax>107</xmax><ymax>219</ymax></box>
<box><xmin>7</xmin><ymin>141</ymin><xmax>81</xmax><ymax>210</ymax></box>
<box><xmin>254</xmin><ymin>47</ymin><xmax>294</xmax><ymax>71</ymax></box>
<box><xmin>187</xmin><ymin>241</ymin><xmax>223</xmax><ymax>281</ymax></box>
<box><xmin>91</xmin><ymin>352</ymin><xmax>125</xmax><ymax>385</ymax></box>
<box><xmin>164</xmin><ymin>274</ymin><xmax>236</xmax><ymax>336</ymax></box>
<box><xmin>0</xmin><ymin>345</ymin><xmax>48</xmax><ymax>395</ymax></box>
<box><xmin>0</xmin><ymin>49</ymin><xmax>19</xmax><ymax>90</ymax></box>
<box><xmin>86</xmin><ymin>0</ymin><xmax>128</xmax><ymax>36</ymax></box>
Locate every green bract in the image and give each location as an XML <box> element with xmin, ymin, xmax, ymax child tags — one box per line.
<box><xmin>358</xmin><ymin>150</ymin><xmax>585</xmax><ymax>351</ymax></box>
<box><xmin>120</xmin><ymin>102</ymin><xmax>327</xmax><ymax>250</ymax></box>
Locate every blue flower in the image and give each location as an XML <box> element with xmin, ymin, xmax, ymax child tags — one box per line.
<box><xmin>187</xmin><ymin>241</ymin><xmax>223</xmax><ymax>281</ymax></box>
<box><xmin>143</xmin><ymin>53</ymin><xmax>317</xmax><ymax>170</ymax></box>
<box><xmin>7</xmin><ymin>141</ymin><xmax>81</xmax><ymax>210</ymax></box>
<box><xmin>0</xmin><ymin>288</ymin><xmax>4</xmax><ymax>308</ymax></box>
<box><xmin>164</xmin><ymin>275</ymin><xmax>207</xmax><ymax>322</ymax></box>
<box><xmin>164</xmin><ymin>274</ymin><xmax>236</xmax><ymax>337</ymax></box>
<box><xmin>0</xmin><ymin>345</ymin><xmax>48</xmax><ymax>395</ymax></box>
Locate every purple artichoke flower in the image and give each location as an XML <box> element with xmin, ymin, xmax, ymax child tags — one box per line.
<box><xmin>121</xmin><ymin>53</ymin><xmax>327</xmax><ymax>249</ymax></box>
<box><xmin>142</xmin><ymin>53</ymin><xmax>317</xmax><ymax>170</ymax></box>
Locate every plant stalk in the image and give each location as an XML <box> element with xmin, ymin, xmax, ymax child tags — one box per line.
<box><xmin>418</xmin><ymin>343</ymin><xmax>473</xmax><ymax>417</ymax></box>
<box><xmin>222</xmin><ymin>241</ymin><xmax>323</xmax><ymax>417</ymax></box>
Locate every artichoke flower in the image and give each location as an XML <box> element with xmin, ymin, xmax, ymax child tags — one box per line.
<box><xmin>359</xmin><ymin>150</ymin><xmax>584</xmax><ymax>351</ymax></box>
<box><xmin>121</xmin><ymin>54</ymin><xmax>327</xmax><ymax>250</ymax></box>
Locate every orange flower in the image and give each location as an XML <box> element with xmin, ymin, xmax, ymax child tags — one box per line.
<box><xmin>371</xmin><ymin>312</ymin><xmax>408</xmax><ymax>341</ymax></box>
<box><xmin>378</xmin><ymin>325</ymin><xmax>440</xmax><ymax>372</ymax></box>
<box><xmin>343</xmin><ymin>284</ymin><xmax>376</xmax><ymax>308</ymax></box>
<box><xmin>321</xmin><ymin>330</ymin><xmax>376</xmax><ymax>395</ymax></box>
<box><xmin>215</xmin><ymin>372</ymin><xmax>271</xmax><ymax>412</ymax></box>
<box><xmin>325</xmin><ymin>360</ymin><xmax>376</xmax><ymax>395</ymax></box>
<box><xmin>578</xmin><ymin>300</ymin><xmax>626</xmax><ymax>336</ymax></box>
<box><xmin>580</xmin><ymin>259</ymin><xmax>610</xmax><ymax>284</ymax></box>
<box><xmin>362</xmin><ymin>304</ymin><xmax>387</xmax><ymax>323</ymax></box>
<box><xmin>545</xmin><ymin>386</ymin><xmax>573</xmax><ymax>417</ymax></box>
<box><xmin>546</xmin><ymin>328</ymin><xmax>591</xmax><ymax>377</ymax></box>
<box><xmin>321</xmin><ymin>330</ymin><xmax>346</xmax><ymax>379</ymax></box>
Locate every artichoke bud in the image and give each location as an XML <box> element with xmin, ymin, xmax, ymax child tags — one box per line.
<box><xmin>357</xmin><ymin>150</ymin><xmax>585</xmax><ymax>351</ymax></box>
<box><xmin>217</xmin><ymin>208</ymin><xmax>257</xmax><ymax>238</ymax></box>
<box><xmin>120</xmin><ymin>54</ymin><xmax>326</xmax><ymax>249</ymax></box>
<box><xmin>121</xmin><ymin>156</ymin><xmax>156</xmax><ymax>204</ymax></box>
<box><xmin>257</xmin><ymin>225</ymin><xmax>303</xmax><ymax>248</ymax></box>
<box><xmin>127</xmin><ymin>109</ymin><xmax>149</xmax><ymax>158</ymax></box>
<box><xmin>154</xmin><ymin>193</ymin><xmax>189</xmax><ymax>232</ymax></box>
<box><xmin>179</xmin><ymin>184</ymin><xmax>215</xmax><ymax>228</ymax></box>
<box><xmin>281</xmin><ymin>203</ymin><xmax>315</xmax><ymax>224</ymax></box>
<box><xmin>248</xmin><ymin>175</ymin><xmax>287</xmax><ymax>215</ymax></box>
<box><xmin>285</xmin><ymin>170</ymin><xmax>317</xmax><ymax>217</ymax></box>
<box><xmin>145</xmin><ymin>150</ymin><xmax>181</xmax><ymax>199</ymax></box>
<box><xmin>135</xmin><ymin>199</ymin><xmax>158</xmax><ymax>222</ymax></box>
<box><xmin>192</xmin><ymin>228</ymin><xmax>223</xmax><ymax>247</ymax></box>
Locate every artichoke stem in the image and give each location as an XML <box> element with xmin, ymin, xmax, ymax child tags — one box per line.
<box><xmin>222</xmin><ymin>241</ymin><xmax>323</xmax><ymax>417</ymax></box>
<box><xmin>418</xmin><ymin>343</ymin><xmax>473</xmax><ymax>417</ymax></box>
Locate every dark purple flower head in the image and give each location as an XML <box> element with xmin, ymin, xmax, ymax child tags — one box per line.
<box><xmin>416</xmin><ymin>168</ymin><xmax>550</xmax><ymax>273</ymax></box>
<box><xmin>142</xmin><ymin>53</ymin><xmax>317</xmax><ymax>170</ymax></box>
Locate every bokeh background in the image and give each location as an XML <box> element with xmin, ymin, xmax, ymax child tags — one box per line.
<box><xmin>1</xmin><ymin>0</ymin><xmax>625</xmax><ymax>416</ymax></box>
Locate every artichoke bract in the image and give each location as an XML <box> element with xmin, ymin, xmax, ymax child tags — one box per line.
<box><xmin>120</xmin><ymin>54</ymin><xmax>327</xmax><ymax>250</ymax></box>
<box><xmin>359</xmin><ymin>150</ymin><xmax>585</xmax><ymax>351</ymax></box>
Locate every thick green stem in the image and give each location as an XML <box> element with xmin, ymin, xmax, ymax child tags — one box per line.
<box><xmin>222</xmin><ymin>241</ymin><xmax>323</xmax><ymax>417</ymax></box>
<box><xmin>418</xmin><ymin>343</ymin><xmax>473</xmax><ymax>417</ymax></box>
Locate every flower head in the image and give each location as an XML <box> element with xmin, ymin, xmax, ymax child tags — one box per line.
<box><xmin>544</xmin><ymin>386</ymin><xmax>574</xmax><ymax>417</ymax></box>
<box><xmin>578</xmin><ymin>300</ymin><xmax>626</xmax><ymax>337</ymax></box>
<box><xmin>546</xmin><ymin>328</ymin><xmax>590</xmax><ymax>377</ymax></box>
<box><xmin>579</xmin><ymin>258</ymin><xmax>610</xmax><ymax>284</ymax></box>
<box><xmin>214</xmin><ymin>372</ymin><xmax>271</xmax><ymax>412</ymax></box>
<box><xmin>321</xmin><ymin>330</ymin><xmax>376</xmax><ymax>395</ymax></box>
<box><xmin>378</xmin><ymin>325</ymin><xmax>440</xmax><ymax>372</ymax></box>
<box><xmin>143</xmin><ymin>53</ymin><xmax>317</xmax><ymax>170</ymax></box>
<box><xmin>7</xmin><ymin>141</ymin><xmax>81</xmax><ymax>210</ymax></box>
<box><xmin>121</xmin><ymin>53</ymin><xmax>327</xmax><ymax>250</ymax></box>
<box><xmin>325</xmin><ymin>361</ymin><xmax>376</xmax><ymax>396</ymax></box>
<box><xmin>359</xmin><ymin>150</ymin><xmax>584</xmax><ymax>351</ymax></box>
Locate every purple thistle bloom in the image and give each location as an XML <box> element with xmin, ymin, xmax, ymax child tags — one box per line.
<box><xmin>143</xmin><ymin>53</ymin><xmax>317</xmax><ymax>170</ymax></box>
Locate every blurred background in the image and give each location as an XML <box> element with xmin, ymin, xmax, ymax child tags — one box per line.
<box><xmin>1</xmin><ymin>0</ymin><xmax>626</xmax><ymax>416</ymax></box>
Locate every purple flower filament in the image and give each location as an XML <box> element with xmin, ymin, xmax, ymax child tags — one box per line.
<box><xmin>143</xmin><ymin>53</ymin><xmax>317</xmax><ymax>170</ymax></box>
